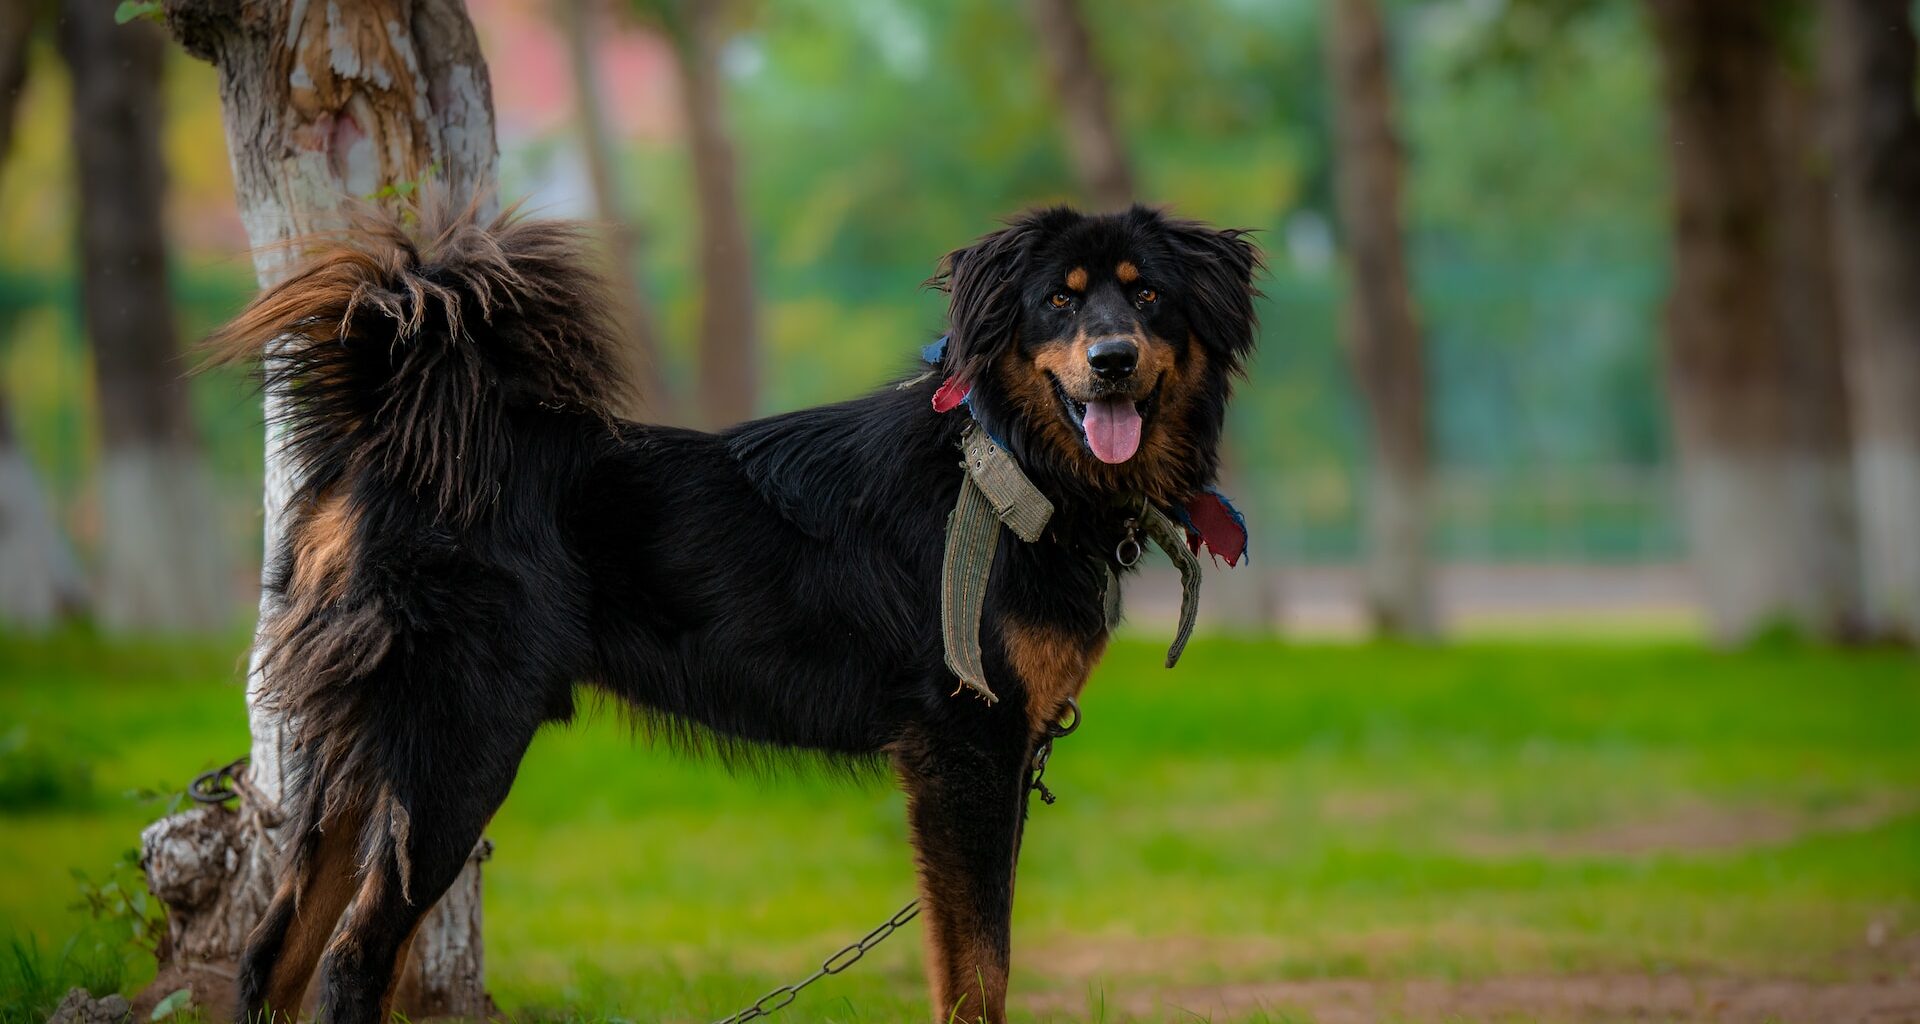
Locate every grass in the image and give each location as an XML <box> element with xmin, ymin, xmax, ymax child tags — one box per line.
<box><xmin>1</xmin><ymin>629</ymin><xmax>1917</xmax><ymax>1022</ymax></box>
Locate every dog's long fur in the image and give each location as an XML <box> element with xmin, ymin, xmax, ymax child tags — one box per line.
<box><xmin>215</xmin><ymin>198</ymin><xmax>1258</xmax><ymax>1024</ymax></box>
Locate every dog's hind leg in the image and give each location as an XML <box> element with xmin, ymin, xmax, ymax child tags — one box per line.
<box><xmin>235</xmin><ymin>802</ymin><xmax>367</xmax><ymax>1023</ymax></box>
<box><xmin>307</xmin><ymin>695</ymin><xmax>545</xmax><ymax>1024</ymax></box>
<box><xmin>893</xmin><ymin>724</ymin><xmax>1034</xmax><ymax>1024</ymax></box>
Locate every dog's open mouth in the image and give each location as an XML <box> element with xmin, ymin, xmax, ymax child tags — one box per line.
<box><xmin>1052</xmin><ymin>375</ymin><xmax>1161</xmax><ymax>465</ymax></box>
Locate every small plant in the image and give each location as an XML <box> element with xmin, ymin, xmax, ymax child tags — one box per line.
<box><xmin>71</xmin><ymin>850</ymin><xmax>166</xmax><ymax>958</ymax></box>
<box><xmin>366</xmin><ymin>164</ymin><xmax>445</xmax><ymax>224</ymax></box>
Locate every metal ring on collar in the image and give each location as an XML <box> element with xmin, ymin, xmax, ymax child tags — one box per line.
<box><xmin>1047</xmin><ymin>696</ymin><xmax>1080</xmax><ymax>738</ymax></box>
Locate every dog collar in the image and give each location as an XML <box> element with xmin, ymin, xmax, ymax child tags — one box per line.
<box><xmin>941</xmin><ymin>424</ymin><xmax>1049</xmax><ymax>703</ymax></box>
<box><xmin>938</xmin><ymin>421</ymin><xmax>1244</xmax><ymax>704</ymax></box>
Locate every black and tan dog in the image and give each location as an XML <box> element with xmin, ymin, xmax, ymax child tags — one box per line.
<box><xmin>213</xmin><ymin>200</ymin><xmax>1259</xmax><ymax>1024</ymax></box>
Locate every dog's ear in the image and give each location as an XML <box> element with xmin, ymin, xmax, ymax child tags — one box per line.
<box><xmin>1160</xmin><ymin>215</ymin><xmax>1262</xmax><ymax>374</ymax></box>
<box><xmin>928</xmin><ymin>219</ymin><xmax>1044</xmax><ymax>385</ymax></box>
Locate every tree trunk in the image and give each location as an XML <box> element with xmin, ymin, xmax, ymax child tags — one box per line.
<box><xmin>136</xmin><ymin>0</ymin><xmax>501</xmax><ymax>1016</ymax></box>
<box><xmin>675</xmin><ymin>0</ymin><xmax>758</xmax><ymax>428</ymax></box>
<box><xmin>1821</xmin><ymin>0</ymin><xmax>1920</xmax><ymax>643</ymax></box>
<box><xmin>61</xmin><ymin>0</ymin><xmax>231</xmax><ymax>634</ymax></box>
<box><xmin>0</xmin><ymin>0</ymin><xmax>87</xmax><ymax>631</ymax></box>
<box><xmin>560</xmin><ymin>0</ymin><xmax>674</xmax><ymax>422</ymax></box>
<box><xmin>1027</xmin><ymin>0</ymin><xmax>1135</xmax><ymax>211</ymax></box>
<box><xmin>1767</xmin><ymin>49</ymin><xmax>1865</xmax><ymax>640</ymax></box>
<box><xmin>1647</xmin><ymin>1</ymin><xmax>1839</xmax><ymax>645</ymax></box>
<box><xmin>1325</xmin><ymin>0</ymin><xmax>1436</xmax><ymax>639</ymax></box>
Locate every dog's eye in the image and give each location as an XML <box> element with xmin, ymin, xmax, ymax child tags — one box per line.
<box><xmin>1049</xmin><ymin>292</ymin><xmax>1074</xmax><ymax>310</ymax></box>
<box><xmin>1135</xmin><ymin>288</ymin><xmax>1158</xmax><ymax>306</ymax></box>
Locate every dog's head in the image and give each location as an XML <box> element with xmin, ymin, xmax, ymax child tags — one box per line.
<box><xmin>931</xmin><ymin>206</ymin><xmax>1260</xmax><ymax>507</ymax></box>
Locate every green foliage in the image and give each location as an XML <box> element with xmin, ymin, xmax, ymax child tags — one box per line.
<box><xmin>70</xmin><ymin>849</ymin><xmax>166</xmax><ymax>958</ymax></box>
<box><xmin>1444</xmin><ymin>0</ymin><xmax>1621</xmax><ymax>80</ymax></box>
<box><xmin>366</xmin><ymin>164</ymin><xmax>443</xmax><ymax>210</ymax></box>
<box><xmin>113</xmin><ymin>1</ymin><xmax>164</xmax><ymax>25</ymax></box>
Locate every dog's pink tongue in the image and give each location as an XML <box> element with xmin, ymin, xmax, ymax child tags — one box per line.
<box><xmin>1083</xmin><ymin>397</ymin><xmax>1142</xmax><ymax>464</ymax></box>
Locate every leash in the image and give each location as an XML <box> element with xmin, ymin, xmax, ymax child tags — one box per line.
<box><xmin>708</xmin><ymin>698</ymin><xmax>1079</xmax><ymax>1024</ymax></box>
<box><xmin>707</xmin><ymin>899</ymin><xmax>923</xmax><ymax>1023</ymax></box>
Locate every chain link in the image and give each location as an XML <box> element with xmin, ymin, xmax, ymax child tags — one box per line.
<box><xmin>188</xmin><ymin>756</ymin><xmax>249</xmax><ymax>805</ymax></box>
<box><xmin>710</xmin><ymin>899</ymin><xmax>921</xmax><ymax>1024</ymax></box>
<box><xmin>709</xmin><ymin>698</ymin><xmax>1080</xmax><ymax>1023</ymax></box>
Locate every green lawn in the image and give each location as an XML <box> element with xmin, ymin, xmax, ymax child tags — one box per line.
<box><xmin>2</xmin><ymin>631</ymin><xmax>1917</xmax><ymax>1022</ymax></box>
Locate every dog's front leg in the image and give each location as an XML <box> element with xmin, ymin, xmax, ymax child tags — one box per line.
<box><xmin>893</xmin><ymin>725</ymin><xmax>1033</xmax><ymax>1024</ymax></box>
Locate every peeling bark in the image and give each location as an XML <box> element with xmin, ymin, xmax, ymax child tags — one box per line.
<box><xmin>1325</xmin><ymin>0</ymin><xmax>1436</xmax><ymax>639</ymax></box>
<box><xmin>1027</xmin><ymin>0</ymin><xmax>1135</xmax><ymax>211</ymax></box>
<box><xmin>675</xmin><ymin>0</ymin><xmax>758</xmax><ymax>429</ymax></box>
<box><xmin>1821</xmin><ymin>0</ymin><xmax>1920</xmax><ymax>643</ymax></box>
<box><xmin>141</xmin><ymin>0</ymin><xmax>501</xmax><ymax>1016</ymax></box>
<box><xmin>561</xmin><ymin>0</ymin><xmax>673</xmax><ymax>422</ymax></box>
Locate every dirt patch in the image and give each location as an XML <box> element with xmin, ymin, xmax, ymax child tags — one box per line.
<box><xmin>1022</xmin><ymin>973</ymin><xmax>1920</xmax><ymax>1023</ymax></box>
<box><xmin>1837</xmin><ymin>918</ymin><xmax>1920</xmax><ymax>979</ymax></box>
<box><xmin>1032</xmin><ymin>925</ymin><xmax>1556</xmax><ymax>984</ymax></box>
<box><xmin>1319</xmin><ymin>788</ymin><xmax>1412</xmax><ymax>824</ymax></box>
<box><xmin>1453</xmin><ymin>792</ymin><xmax>1917</xmax><ymax>859</ymax></box>
<box><xmin>1036</xmin><ymin>933</ymin><xmax>1294</xmax><ymax>980</ymax></box>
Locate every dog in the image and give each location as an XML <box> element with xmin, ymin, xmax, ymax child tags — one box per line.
<box><xmin>211</xmin><ymin>198</ymin><xmax>1259</xmax><ymax>1024</ymax></box>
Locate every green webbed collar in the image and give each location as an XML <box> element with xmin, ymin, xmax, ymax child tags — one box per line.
<box><xmin>940</xmin><ymin>423</ymin><xmax>1203</xmax><ymax>703</ymax></box>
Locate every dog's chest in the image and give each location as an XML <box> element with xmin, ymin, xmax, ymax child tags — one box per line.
<box><xmin>999</xmin><ymin>615</ymin><xmax>1107</xmax><ymax>735</ymax></box>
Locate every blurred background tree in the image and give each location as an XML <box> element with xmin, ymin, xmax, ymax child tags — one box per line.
<box><xmin>1327</xmin><ymin>0</ymin><xmax>1436</xmax><ymax>639</ymax></box>
<box><xmin>60</xmin><ymin>0</ymin><xmax>230</xmax><ymax>634</ymax></box>
<box><xmin>1822</xmin><ymin>0</ymin><xmax>1920</xmax><ymax>644</ymax></box>
<box><xmin>560</xmin><ymin>0</ymin><xmax>675</xmax><ymax>420</ymax></box>
<box><xmin>1645</xmin><ymin>0</ymin><xmax>1849</xmax><ymax>644</ymax></box>
<box><xmin>629</xmin><ymin>0</ymin><xmax>760</xmax><ymax>428</ymax></box>
<box><xmin>1027</xmin><ymin>0</ymin><xmax>1134</xmax><ymax>212</ymax></box>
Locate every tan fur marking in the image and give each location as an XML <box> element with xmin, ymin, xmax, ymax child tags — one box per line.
<box><xmin>292</xmin><ymin>491</ymin><xmax>356</xmax><ymax>602</ymax></box>
<box><xmin>1135</xmin><ymin>329</ymin><xmax>1177</xmax><ymax>383</ymax></box>
<box><xmin>1003</xmin><ymin>620</ymin><xmax>1106</xmax><ymax>735</ymax></box>
<box><xmin>1115</xmin><ymin>260</ymin><xmax>1140</xmax><ymax>284</ymax></box>
<box><xmin>1031</xmin><ymin>332</ymin><xmax>1092</xmax><ymax>387</ymax></box>
<box><xmin>261</xmin><ymin>810</ymin><xmax>366</xmax><ymax>1019</ymax></box>
<box><xmin>1065</xmin><ymin>266</ymin><xmax>1088</xmax><ymax>292</ymax></box>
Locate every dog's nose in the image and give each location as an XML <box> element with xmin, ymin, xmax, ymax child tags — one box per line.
<box><xmin>1087</xmin><ymin>339</ymin><xmax>1138</xmax><ymax>381</ymax></box>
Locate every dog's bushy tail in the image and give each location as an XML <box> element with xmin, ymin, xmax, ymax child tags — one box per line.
<box><xmin>209</xmin><ymin>198</ymin><xmax>625</xmax><ymax>883</ymax></box>
<box><xmin>208</xmin><ymin>195</ymin><xmax>627</xmax><ymax>524</ymax></box>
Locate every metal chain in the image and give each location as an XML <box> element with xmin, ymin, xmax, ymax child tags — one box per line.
<box><xmin>709</xmin><ymin>899</ymin><xmax>922</xmax><ymax>1024</ymax></box>
<box><xmin>709</xmin><ymin>699</ymin><xmax>1081</xmax><ymax>1024</ymax></box>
